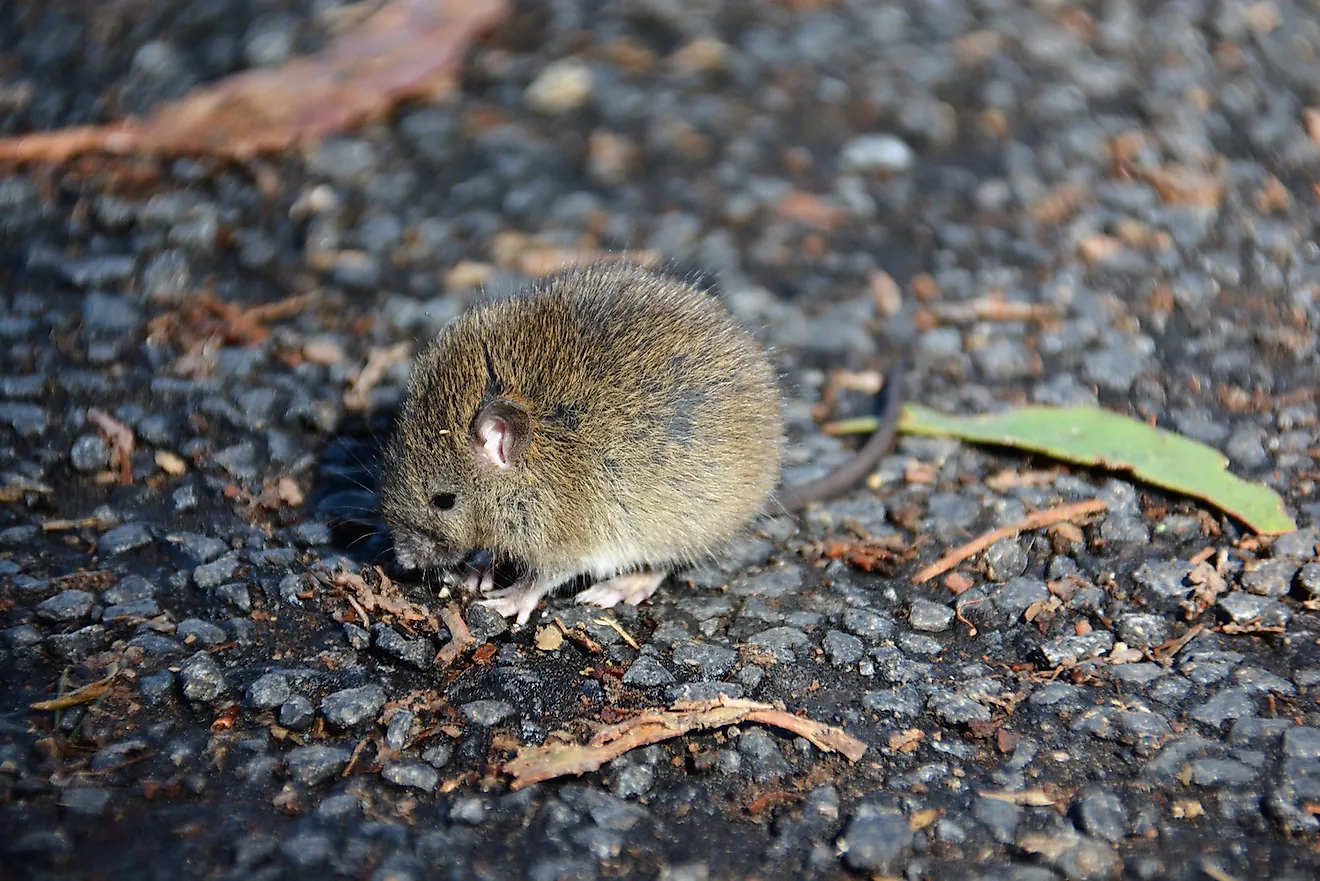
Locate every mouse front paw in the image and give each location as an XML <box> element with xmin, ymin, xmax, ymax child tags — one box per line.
<box><xmin>477</xmin><ymin>589</ymin><xmax>541</xmax><ymax>626</ymax></box>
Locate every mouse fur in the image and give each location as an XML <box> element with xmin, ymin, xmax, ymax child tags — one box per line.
<box><xmin>379</xmin><ymin>261</ymin><xmax>787</xmax><ymax>623</ymax></box>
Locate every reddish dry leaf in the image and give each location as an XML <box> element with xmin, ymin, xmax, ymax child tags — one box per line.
<box><xmin>435</xmin><ymin>604</ymin><xmax>475</xmax><ymax>667</ymax></box>
<box><xmin>1303</xmin><ymin>108</ymin><xmax>1320</xmax><ymax>149</ymax></box>
<box><xmin>334</xmin><ymin>566</ymin><xmax>440</xmax><ymax>635</ymax></box>
<box><xmin>887</xmin><ymin>728</ymin><xmax>924</xmax><ymax>753</ymax></box>
<box><xmin>0</xmin><ymin>0</ymin><xmax>510</xmax><ymax>164</ymax></box>
<box><xmin>1180</xmin><ymin>560</ymin><xmax>1227</xmax><ymax>619</ymax></box>
<box><xmin>817</xmin><ymin>537</ymin><xmax>907</xmax><ymax>575</ymax></box>
<box><xmin>87</xmin><ymin>407</ymin><xmax>135</xmax><ymax>485</ymax></box>
<box><xmin>944</xmin><ymin>571</ymin><xmax>975</xmax><ymax>595</ymax></box>
<box><xmin>774</xmin><ymin>190</ymin><xmax>845</xmax><ymax>230</ymax></box>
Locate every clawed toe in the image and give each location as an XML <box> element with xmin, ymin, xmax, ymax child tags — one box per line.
<box><xmin>575</xmin><ymin>572</ymin><xmax>666</xmax><ymax>610</ymax></box>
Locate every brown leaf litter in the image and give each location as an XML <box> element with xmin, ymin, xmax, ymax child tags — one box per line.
<box><xmin>0</xmin><ymin>0</ymin><xmax>511</xmax><ymax>164</ymax></box>
<box><xmin>502</xmin><ymin>696</ymin><xmax>867</xmax><ymax>790</ymax></box>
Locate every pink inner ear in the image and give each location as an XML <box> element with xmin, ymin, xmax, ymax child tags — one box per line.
<box><xmin>476</xmin><ymin>414</ymin><xmax>512</xmax><ymax>469</ymax></box>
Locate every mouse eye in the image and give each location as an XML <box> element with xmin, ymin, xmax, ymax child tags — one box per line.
<box><xmin>430</xmin><ymin>492</ymin><xmax>456</xmax><ymax>511</ymax></box>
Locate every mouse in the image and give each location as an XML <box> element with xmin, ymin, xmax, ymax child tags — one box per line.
<box><xmin>378</xmin><ymin>260</ymin><xmax>903</xmax><ymax>626</ymax></box>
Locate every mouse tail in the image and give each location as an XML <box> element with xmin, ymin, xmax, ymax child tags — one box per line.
<box><xmin>772</xmin><ymin>356</ymin><xmax>906</xmax><ymax>512</ymax></box>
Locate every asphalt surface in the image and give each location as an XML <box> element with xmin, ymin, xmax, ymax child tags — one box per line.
<box><xmin>3</xmin><ymin>1</ymin><xmax>1320</xmax><ymax>879</ymax></box>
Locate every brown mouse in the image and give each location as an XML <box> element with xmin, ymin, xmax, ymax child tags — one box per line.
<box><xmin>378</xmin><ymin>261</ymin><xmax>902</xmax><ymax>625</ymax></box>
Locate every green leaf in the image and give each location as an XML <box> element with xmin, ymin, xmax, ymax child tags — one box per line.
<box><xmin>833</xmin><ymin>404</ymin><xmax>1297</xmax><ymax>536</ymax></box>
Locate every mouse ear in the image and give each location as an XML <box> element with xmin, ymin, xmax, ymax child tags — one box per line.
<box><xmin>471</xmin><ymin>399</ymin><xmax>532</xmax><ymax>470</ymax></box>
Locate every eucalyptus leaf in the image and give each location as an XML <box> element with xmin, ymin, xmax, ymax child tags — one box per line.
<box><xmin>831</xmin><ymin>404</ymin><xmax>1296</xmax><ymax>536</ymax></box>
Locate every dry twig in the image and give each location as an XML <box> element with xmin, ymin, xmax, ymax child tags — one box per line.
<box><xmin>912</xmin><ymin>499</ymin><xmax>1108</xmax><ymax>584</ymax></box>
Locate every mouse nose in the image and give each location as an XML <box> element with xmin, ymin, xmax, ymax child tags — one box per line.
<box><xmin>390</xmin><ymin>527</ymin><xmax>453</xmax><ymax>571</ymax></box>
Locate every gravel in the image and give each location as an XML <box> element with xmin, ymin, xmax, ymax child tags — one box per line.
<box><xmin>320</xmin><ymin>684</ymin><xmax>385</xmax><ymax>730</ymax></box>
<box><xmin>2</xmin><ymin>0</ymin><xmax>1319</xmax><ymax>877</ymax></box>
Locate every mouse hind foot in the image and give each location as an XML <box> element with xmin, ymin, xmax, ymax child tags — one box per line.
<box><xmin>575</xmin><ymin>571</ymin><xmax>667</xmax><ymax>610</ymax></box>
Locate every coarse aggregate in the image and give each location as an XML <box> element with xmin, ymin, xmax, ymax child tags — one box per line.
<box><xmin>2</xmin><ymin>0</ymin><xmax>1320</xmax><ymax>879</ymax></box>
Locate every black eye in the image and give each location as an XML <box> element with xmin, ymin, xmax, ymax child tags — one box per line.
<box><xmin>430</xmin><ymin>492</ymin><xmax>456</xmax><ymax>511</ymax></box>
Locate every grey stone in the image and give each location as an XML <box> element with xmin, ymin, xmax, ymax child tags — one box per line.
<box><xmin>58</xmin><ymin>787</ymin><xmax>112</xmax><ymax>817</ymax></box>
<box><xmin>279</xmin><ymin>695</ymin><xmax>315</xmax><ymax>729</ymax></box>
<box><xmin>842</xmin><ymin>608</ymin><xmax>894</xmax><ymax>641</ymax></box>
<box><xmin>840</xmin><ymin>134</ymin><xmax>915</xmax><ymax>174</ymax></box>
<box><xmin>1115</xmin><ymin>614</ymin><xmax>1168</xmax><ymax>649</ymax></box>
<box><xmin>983</xmin><ymin>538</ymin><xmax>1029</xmax><ymax>581</ymax></box>
<box><xmin>385</xmin><ymin>709</ymin><xmax>415</xmax><ymax>751</ymax></box>
<box><xmin>169</xmin><ymin>532</ymin><xmax>228</xmax><ymax>564</ymax></box>
<box><xmin>1023</xmin><ymin>832</ymin><xmax>1119</xmax><ymax>880</ymax></box>
<box><xmin>177</xmin><ymin>618</ymin><xmax>228</xmax><ymax>646</ymax></box>
<box><xmin>422</xmin><ymin>742</ymin><xmax>453</xmax><ymax>769</ymax></box>
<box><xmin>82</xmin><ymin>292</ymin><xmax>140</xmax><ymax>332</ymax></box>
<box><xmin>179</xmin><ymin>650</ymin><xmax>227</xmax><ymax>701</ymax></box>
<box><xmin>972</xmin><ymin>796</ymin><xmax>1021</xmax><ymax>844</ymax></box>
<box><xmin>382</xmin><ymin>761</ymin><xmax>439</xmax><ymax>792</ymax></box>
<box><xmin>246</xmin><ymin>673</ymin><xmax>291</xmax><ymax>709</ymax></box>
<box><xmin>193</xmin><ymin>554</ymin><xmax>241</xmax><ymax>589</ymax></box>
<box><xmin>286</xmin><ymin>745</ymin><xmax>352</xmax><ymax>786</ymax></box>
<box><xmin>215</xmin><ymin>583</ymin><xmax>251</xmax><ymax>612</ymax></box>
<box><xmin>372</xmin><ymin>623</ymin><xmax>433</xmax><ymax>669</ymax></box>
<box><xmin>461</xmin><ymin>699</ymin><xmax>515</xmax><ymax>726</ymax></box>
<box><xmin>46</xmin><ymin>625</ymin><xmax>108</xmax><ymax>662</ymax></box>
<box><xmin>667</xmin><ymin>682</ymin><xmax>745</xmax><ymax>702</ymax></box>
<box><xmin>3</xmin><ymin>624</ymin><xmax>42</xmax><ymax>648</ymax></box>
<box><xmin>321</xmin><ymin>684</ymin><xmax>385</xmax><ymax>729</ymax></box>
<box><xmin>861</xmin><ymin>687</ymin><xmax>924</xmax><ymax>718</ymax></box>
<box><xmin>70</xmin><ymin>434</ymin><xmax>110</xmax><ymax>472</ymax></box>
<box><xmin>281</xmin><ymin>833</ymin><xmax>332</xmax><ymax>868</ymax></box>
<box><xmin>823</xmin><ymin>630</ymin><xmax>865</xmax><ymax>666</ymax></box>
<box><xmin>0</xmin><ymin>402</ymin><xmax>48</xmax><ymax>436</ymax></box>
<box><xmin>98</xmin><ymin>524</ymin><xmax>153</xmax><ymax>556</ymax></box>
<box><xmin>1283</xmin><ymin>727</ymin><xmax>1320</xmax><ymax>760</ymax></box>
<box><xmin>102</xmin><ymin>598</ymin><xmax>160</xmax><ymax>621</ymax></box>
<box><xmin>992</xmin><ymin>577</ymin><xmax>1050</xmax><ymax>622</ymax></box>
<box><xmin>35</xmin><ymin>590</ymin><xmax>94</xmax><ymax>623</ymax></box>
<box><xmin>1239</xmin><ymin>559</ymin><xmax>1298</xmax><ymax>597</ymax></box>
<box><xmin>1217</xmin><ymin>592</ymin><xmax>1290</xmax><ymax>627</ymax></box>
<box><xmin>1298</xmin><ymin>564</ymin><xmax>1320</xmax><ymax>600</ymax></box>
<box><xmin>840</xmin><ymin>805</ymin><xmax>914</xmax><ymax>873</ymax></box>
<box><xmin>139</xmin><ymin>670</ymin><xmax>175</xmax><ymax>705</ymax></box>
<box><xmin>907</xmin><ymin>599</ymin><xmax>953</xmax><ymax>632</ymax></box>
<box><xmin>450</xmin><ymin>796</ymin><xmax>488</xmax><ymax>824</ymax></box>
<box><xmin>928</xmin><ymin>692</ymin><xmax>992</xmax><ymax>726</ymax></box>
<box><xmin>1188</xmin><ymin>758</ymin><xmax>1256</xmax><ymax>786</ymax></box>
<box><xmin>0</xmin><ymin>524</ymin><xmax>38</xmax><ymax>545</ymax></box>
<box><xmin>1038</xmin><ymin>631</ymin><xmax>1114</xmax><ymax>667</ymax></box>
<box><xmin>464</xmin><ymin>601</ymin><xmax>509</xmax><ymax>642</ymax></box>
<box><xmin>102</xmin><ymin>575</ymin><xmax>157</xmax><ymax>604</ymax></box>
<box><xmin>214</xmin><ymin>442</ymin><xmax>260</xmax><ymax>481</ymax></box>
<box><xmin>737</xmin><ymin>729</ymin><xmax>792</xmax><ymax>783</ymax></box>
<box><xmin>343</xmin><ymin>623</ymin><xmax>370</xmax><ymax>649</ymax></box>
<box><xmin>673</xmin><ymin>641</ymin><xmax>738</xmax><ymax>679</ymax></box>
<box><xmin>622</xmin><ymin>655</ymin><xmax>674</xmax><ymax>687</ymax></box>
<box><xmin>141</xmin><ymin>249</ymin><xmax>192</xmax><ymax>301</ymax></box>
<box><xmin>1190</xmin><ymin>687</ymin><xmax>1257</xmax><ymax>728</ymax></box>
<box><xmin>1130</xmin><ymin>560</ymin><xmax>1192</xmax><ymax>609</ymax></box>
<box><xmin>1272</xmin><ymin>528</ymin><xmax>1319</xmax><ymax>561</ymax></box>
<box><xmin>728</xmin><ymin>566</ymin><xmax>802</xmax><ymax>597</ymax></box>
<box><xmin>747</xmin><ymin>627</ymin><xmax>811</xmax><ymax>659</ymax></box>
<box><xmin>1073</xmin><ymin>790</ymin><xmax>1128</xmax><ymax>842</ymax></box>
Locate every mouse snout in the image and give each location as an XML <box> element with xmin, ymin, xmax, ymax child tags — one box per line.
<box><xmin>390</xmin><ymin>525</ymin><xmax>462</xmax><ymax>571</ymax></box>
